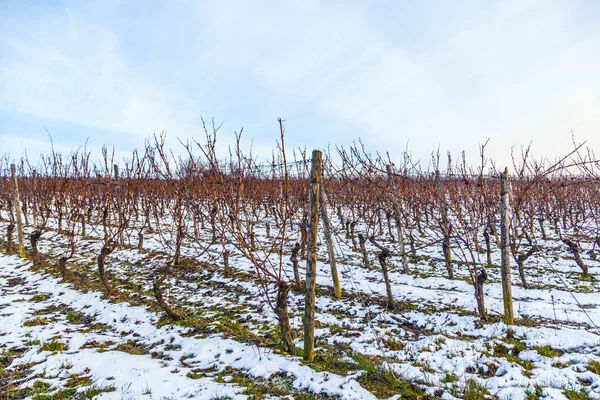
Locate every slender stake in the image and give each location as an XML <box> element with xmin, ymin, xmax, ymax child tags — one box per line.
<box><xmin>386</xmin><ymin>164</ymin><xmax>409</xmax><ymax>273</ymax></box>
<box><xmin>304</xmin><ymin>150</ymin><xmax>321</xmax><ymax>361</ymax></box>
<box><xmin>436</xmin><ymin>170</ymin><xmax>453</xmax><ymax>279</ymax></box>
<box><xmin>32</xmin><ymin>170</ymin><xmax>38</xmax><ymax>229</ymax></box>
<box><xmin>113</xmin><ymin>164</ymin><xmax>124</xmax><ymax>247</ymax></box>
<box><xmin>11</xmin><ymin>164</ymin><xmax>26</xmax><ymax>258</ymax></box>
<box><xmin>500</xmin><ymin>167</ymin><xmax>514</xmax><ymax>325</ymax></box>
<box><xmin>319</xmin><ymin>186</ymin><xmax>341</xmax><ymax>298</ymax></box>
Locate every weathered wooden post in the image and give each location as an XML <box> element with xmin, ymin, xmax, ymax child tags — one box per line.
<box><xmin>500</xmin><ymin>167</ymin><xmax>514</xmax><ymax>325</ymax></box>
<box><xmin>113</xmin><ymin>164</ymin><xmax>124</xmax><ymax>247</ymax></box>
<box><xmin>319</xmin><ymin>186</ymin><xmax>341</xmax><ymax>298</ymax></box>
<box><xmin>32</xmin><ymin>170</ymin><xmax>38</xmax><ymax>229</ymax></box>
<box><xmin>304</xmin><ymin>150</ymin><xmax>321</xmax><ymax>361</ymax></box>
<box><xmin>436</xmin><ymin>170</ymin><xmax>453</xmax><ymax>279</ymax></box>
<box><xmin>386</xmin><ymin>164</ymin><xmax>409</xmax><ymax>274</ymax></box>
<box><xmin>11</xmin><ymin>164</ymin><xmax>26</xmax><ymax>258</ymax></box>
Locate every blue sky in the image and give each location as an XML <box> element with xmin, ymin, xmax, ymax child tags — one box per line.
<box><xmin>1</xmin><ymin>0</ymin><xmax>599</xmax><ymax>169</ymax></box>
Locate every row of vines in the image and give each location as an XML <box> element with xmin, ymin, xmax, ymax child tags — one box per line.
<box><xmin>1</xmin><ymin>124</ymin><xmax>599</xmax><ymax>358</ymax></box>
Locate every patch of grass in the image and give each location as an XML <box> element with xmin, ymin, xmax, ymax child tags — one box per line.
<box><xmin>213</xmin><ymin>369</ymin><xmax>335</xmax><ymax>400</ymax></box>
<box><xmin>382</xmin><ymin>337</ymin><xmax>405</xmax><ymax>351</ymax></box>
<box><xmin>142</xmin><ymin>384</ymin><xmax>152</xmax><ymax>395</ymax></box>
<box><xmin>359</xmin><ymin>366</ymin><xmax>429</xmax><ymax>399</ymax></box>
<box><xmin>32</xmin><ymin>388</ymin><xmax>77</xmax><ymax>400</ymax></box>
<box><xmin>311</xmin><ymin>349</ymin><xmax>357</xmax><ymax>375</ymax></box>
<box><xmin>114</xmin><ymin>340</ymin><xmax>148</xmax><ymax>355</ymax></box>
<box><xmin>39</xmin><ymin>339</ymin><xmax>67</xmax><ymax>353</ymax></box>
<box><xmin>33</xmin><ymin>304</ymin><xmax>68</xmax><ymax>316</ymax></box>
<box><xmin>563</xmin><ymin>388</ymin><xmax>591</xmax><ymax>400</ymax></box>
<box><xmin>214</xmin><ymin>371</ymin><xmax>285</xmax><ymax>399</ymax></box>
<box><xmin>433</xmin><ymin>336</ymin><xmax>446</xmax><ymax>346</ymax></box>
<box><xmin>575</xmin><ymin>284</ymin><xmax>593</xmax><ymax>293</ymax></box>
<box><xmin>27</xmin><ymin>380</ymin><xmax>54</xmax><ymax>397</ymax></box>
<box><xmin>514</xmin><ymin>316</ymin><xmax>543</xmax><ymax>327</ymax></box>
<box><xmin>442</xmin><ymin>373</ymin><xmax>458</xmax><ymax>384</ymax></box>
<box><xmin>327</xmin><ymin>324</ymin><xmax>344</xmax><ymax>336</ymax></box>
<box><xmin>79</xmin><ymin>384</ymin><xmax>116</xmax><ymax>398</ymax></box>
<box><xmin>477</xmin><ymin>361</ymin><xmax>498</xmax><ymax>378</ymax></box>
<box><xmin>25</xmin><ymin>339</ymin><xmax>41</xmax><ymax>346</ymax></box>
<box><xmin>464</xmin><ymin>378</ymin><xmax>489</xmax><ymax>400</ymax></box>
<box><xmin>64</xmin><ymin>374</ymin><xmax>92</xmax><ymax>388</ymax></box>
<box><xmin>32</xmin><ymin>380</ymin><xmax>51</xmax><ymax>391</ymax></box>
<box><xmin>31</xmin><ymin>293</ymin><xmax>50</xmax><ymax>302</ymax></box>
<box><xmin>534</xmin><ymin>345</ymin><xmax>563</xmax><ymax>358</ymax></box>
<box><xmin>524</xmin><ymin>385</ymin><xmax>543</xmax><ymax>400</ymax></box>
<box><xmin>66</xmin><ymin>311</ymin><xmax>84</xmax><ymax>324</ymax></box>
<box><xmin>23</xmin><ymin>317</ymin><xmax>50</xmax><ymax>327</ymax></box>
<box><xmin>79</xmin><ymin>340</ymin><xmax>115</xmax><ymax>353</ymax></box>
<box><xmin>587</xmin><ymin>359</ymin><xmax>600</xmax><ymax>374</ymax></box>
<box><xmin>187</xmin><ymin>365</ymin><xmax>218</xmax><ymax>379</ymax></box>
<box><xmin>552</xmin><ymin>360</ymin><xmax>569</xmax><ymax>369</ymax></box>
<box><xmin>394</xmin><ymin>300</ymin><xmax>419</xmax><ymax>312</ymax></box>
<box><xmin>492</xmin><ymin>338</ymin><xmax>534</xmax><ymax>371</ymax></box>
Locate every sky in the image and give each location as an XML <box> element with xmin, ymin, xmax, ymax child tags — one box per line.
<box><xmin>1</xmin><ymin>0</ymin><xmax>599</xmax><ymax>170</ymax></box>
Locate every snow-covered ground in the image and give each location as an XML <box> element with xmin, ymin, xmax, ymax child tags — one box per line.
<box><xmin>2</xmin><ymin>209</ymin><xmax>600</xmax><ymax>399</ymax></box>
<box><xmin>0</xmin><ymin>254</ymin><xmax>373</xmax><ymax>399</ymax></box>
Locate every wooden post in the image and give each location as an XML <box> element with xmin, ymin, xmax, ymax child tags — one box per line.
<box><xmin>500</xmin><ymin>167</ymin><xmax>514</xmax><ymax>325</ymax></box>
<box><xmin>386</xmin><ymin>165</ymin><xmax>409</xmax><ymax>274</ymax></box>
<box><xmin>304</xmin><ymin>150</ymin><xmax>321</xmax><ymax>362</ymax></box>
<box><xmin>11</xmin><ymin>164</ymin><xmax>26</xmax><ymax>258</ymax></box>
<box><xmin>32</xmin><ymin>170</ymin><xmax>38</xmax><ymax>229</ymax></box>
<box><xmin>113</xmin><ymin>164</ymin><xmax>124</xmax><ymax>246</ymax></box>
<box><xmin>436</xmin><ymin>170</ymin><xmax>453</xmax><ymax>279</ymax></box>
<box><xmin>319</xmin><ymin>186</ymin><xmax>341</xmax><ymax>298</ymax></box>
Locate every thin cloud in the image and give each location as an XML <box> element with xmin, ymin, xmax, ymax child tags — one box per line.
<box><xmin>0</xmin><ymin>0</ymin><xmax>598</xmax><ymax>167</ymax></box>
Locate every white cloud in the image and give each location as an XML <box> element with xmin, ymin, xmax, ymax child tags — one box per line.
<box><xmin>0</xmin><ymin>14</ymin><xmax>203</xmax><ymax>143</ymax></box>
<box><xmin>0</xmin><ymin>0</ymin><xmax>598</xmax><ymax>169</ymax></box>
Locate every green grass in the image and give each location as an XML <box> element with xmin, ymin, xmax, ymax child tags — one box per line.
<box><xmin>534</xmin><ymin>345</ymin><xmax>563</xmax><ymax>358</ymax></box>
<box><xmin>64</xmin><ymin>374</ymin><xmax>92</xmax><ymax>388</ymax></box>
<box><xmin>587</xmin><ymin>359</ymin><xmax>600</xmax><ymax>374</ymax></box>
<box><xmin>310</xmin><ymin>349</ymin><xmax>357</xmax><ymax>375</ymax></box>
<box><xmin>524</xmin><ymin>385</ymin><xmax>543</xmax><ymax>400</ymax></box>
<box><xmin>213</xmin><ymin>369</ymin><xmax>335</xmax><ymax>399</ymax></box>
<box><xmin>32</xmin><ymin>388</ymin><xmax>77</xmax><ymax>400</ymax></box>
<box><xmin>31</xmin><ymin>293</ymin><xmax>50</xmax><ymax>302</ymax></box>
<box><xmin>23</xmin><ymin>317</ymin><xmax>50</xmax><ymax>326</ymax></box>
<box><xmin>79</xmin><ymin>384</ymin><xmax>116</xmax><ymax>398</ymax></box>
<box><xmin>66</xmin><ymin>311</ymin><xmax>84</xmax><ymax>324</ymax></box>
<box><xmin>382</xmin><ymin>336</ymin><xmax>405</xmax><ymax>351</ymax></box>
<box><xmin>79</xmin><ymin>340</ymin><xmax>115</xmax><ymax>353</ymax></box>
<box><xmin>39</xmin><ymin>339</ymin><xmax>67</xmax><ymax>353</ymax></box>
<box><xmin>491</xmin><ymin>338</ymin><xmax>534</xmax><ymax>371</ymax></box>
<box><xmin>442</xmin><ymin>373</ymin><xmax>458</xmax><ymax>384</ymax></box>
<box><xmin>464</xmin><ymin>378</ymin><xmax>489</xmax><ymax>400</ymax></box>
<box><xmin>114</xmin><ymin>340</ymin><xmax>148</xmax><ymax>355</ymax></box>
<box><xmin>563</xmin><ymin>388</ymin><xmax>591</xmax><ymax>400</ymax></box>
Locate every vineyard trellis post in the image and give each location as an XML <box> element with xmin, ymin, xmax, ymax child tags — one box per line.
<box><xmin>113</xmin><ymin>164</ymin><xmax>124</xmax><ymax>247</ymax></box>
<box><xmin>11</xmin><ymin>164</ymin><xmax>26</xmax><ymax>258</ymax></box>
<box><xmin>386</xmin><ymin>164</ymin><xmax>409</xmax><ymax>274</ymax></box>
<box><xmin>304</xmin><ymin>149</ymin><xmax>322</xmax><ymax>361</ymax></box>
<box><xmin>500</xmin><ymin>167</ymin><xmax>514</xmax><ymax>325</ymax></box>
<box><xmin>436</xmin><ymin>170</ymin><xmax>453</xmax><ymax>279</ymax></box>
<box><xmin>32</xmin><ymin>169</ymin><xmax>38</xmax><ymax>229</ymax></box>
<box><xmin>319</xmin><ymin>186</ymin><xmax>341</xmax><ymax>298</ymax></box>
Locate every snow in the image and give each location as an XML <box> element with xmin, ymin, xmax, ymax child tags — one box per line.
<box><xmin>0</xmin><ymin>254</ymin><xmax>375</xmax><ymax>399</ymax></box>
<box><xmin>2</xmin><ymin>208</ymin><xmax>600</xmax><ymax>399</ymax></box>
